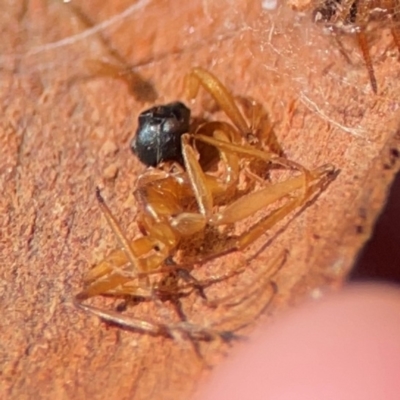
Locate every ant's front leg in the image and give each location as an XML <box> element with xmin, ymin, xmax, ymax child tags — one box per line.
<box><xmin>185</xmin><ymin>67</ymin><xmax>250</xmax><ymax>134</ymax></box>
<box><xmin>180</xmin><ymin>129</ymin><xmax>242</xmax><ymax>218</ymax></box>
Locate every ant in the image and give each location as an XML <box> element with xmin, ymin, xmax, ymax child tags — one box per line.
<box><xmin>75</xmin><ymin>67</ymin><xmax>336</xmax><ymax>341</ymax></box>
<box><xmin>312</xmin><ymin>0</ymin><xmax>400</xmax><ymax>93</ymax></box>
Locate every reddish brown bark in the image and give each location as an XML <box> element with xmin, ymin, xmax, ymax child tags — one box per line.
<box><xmin>1</xmin><ymin>1</ymin><xmax>400</xmax><ymax>399</ymax></box>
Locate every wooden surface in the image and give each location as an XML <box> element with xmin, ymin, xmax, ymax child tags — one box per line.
<box><xmin>1</xmin><ymin>1</ymin><xmax>400</xmax><ymax>399</ymax></box>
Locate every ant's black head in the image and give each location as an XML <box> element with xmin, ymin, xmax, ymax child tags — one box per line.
<box><xmin>131</xmin><ymin>101</ymin><xmax>191</xmax><ymax>167</ymax></box>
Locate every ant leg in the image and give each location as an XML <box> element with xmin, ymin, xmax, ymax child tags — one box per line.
<box><xmin>194</xmin><ymin>122</ymin><xmax>241</xmax><ymax>196</ymax></box>
<box><xmin>214</xmin><ymin>279</ymin><xmax>278</xmax><ymax>334</ymax></box>
<box><xmin>181</xmin><ymin>133</ymin><xmax>214</xmax><ymax>218</ymax></box>
<box><xmin>78</xmin><ymin>249</ymin><xmax>186</xmax><ymax>300</ymax></box>
<box><xmin>209</xmin><ymin>165</ymin><xmax>332</xmax><ymax>226</ymax></box>
<box><xmin>83</xmin><ymin>236</ymin><xmax>155</xmax><ymax>285</ymax></box>
<box><xmin>356</xmin><ymin>31</ymin><xmax>377</xmax><ymax>93</ymax></box>
<box><xmin>173</xmin><ymin>165</ymin><xmax>335</xmax><ymax>269</ymax></box>
<box><xmin>185</xmin><ymin>67</ymin><xmax>249</xmax><ymax>134</ymax></box>
<box><xmin>182</xmin><ymin>123</ymin><xmax>263</xmax><ymax>220</ymax></box>
<box><xmin>235</xmin><ymin>96</ymin><xmax>284</xmax><ymax>156</ymax></box>
<box><xmin>84</xmin><ymin>60</ymin><xmax>157</xmax><ymax>102</ymax></box>
<box><xmin>193</xmin><ymin>133</ymin><xmax>309</xmax><ymax>172</ymax></box>
<box><xmin>195</xmin><ymin>133</ymin><xmax>313</xmax><ymax>203</ymax></box>
<box><xmin>208</xmin><ymin>129</ymin><xmax>240</xmax><ymax>187</ymax></box>
<box><xmin>75</xmin><ymin>300</ymin><xmax>236</xmax><ymax>342</ymax></box>
<box><xmin>206</xmin><ymin>250</ymin><xmax>287</xmax><ymax>307</ymax></box>
<box><xmin>192</xmin><ymin>253</ymin><xmax>285</xmax><ymax>335</ymax></box>
<box><xmin>334</xmin><ymin>36</ymin><xmax>354</xmax><ymax>66</ymax></box>
<box><xmin>95</xmin><ymin>188</ymin><xmax>143</xmax><ymax>275</ymax></box>
<box><xmin>165</xmin><ymin>292</ymin><xmax>211</xmax><ymax>360</ymax></box>
<box><xmin>85</xmin><ymin>59</ymin><xmax>131</xmax><ymax>80</ymax></box>
<box><xmin>235</xmin><ymin>167</ymin><xmax>334</xmax><ymax>250</ymax></box>
<box><xmin>182</xmin><ymin>125</ymin><xmax>250</xmax><ymax>220</ymax></box>
<box><xmin>196</xmin><ymin>120</ymin><xmax>242</xmax><ymax>144</ymax></box>
<box><xmin>76</xmin><ymin>189</ymin><xmax>167</xmax><ymax>300</ymax></box>
<box><xmin>76</xmin><ymin>274</ymin><xmax>152</xmax><ymax>301</ymax></box>
<box><xmin>96</xmin><ymin>187</ymin><xmax>187</xmax><ymax>274</ymax></box>
<box><xmin>80</xmin><ymin>233</ymin><xmax>178</xmax><ymax>300</ymax></box>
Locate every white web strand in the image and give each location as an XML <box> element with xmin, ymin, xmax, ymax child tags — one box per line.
<box><xmin>3</xmin><ymin>0</ymin><xmax>153</xmax><ymax>59</ymax></box>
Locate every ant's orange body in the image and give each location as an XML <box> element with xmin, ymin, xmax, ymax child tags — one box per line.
<box><xmin>75</xmin><ymin>68</ymin><xmax>335</xmax><ymax>340</ymax></box>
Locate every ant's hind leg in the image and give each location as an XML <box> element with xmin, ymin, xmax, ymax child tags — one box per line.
<box><xmin>75</xmin><ymin>300</ymin><xmax>236</xmax><ymax>342</ymax></box>
<box><xmin>210</xmin><ymin>164</ymin><xmax>333</xmax><ymax>226</ymax></box>
<box><xmin>235</xmin><ymin>166</ymin><xmax>335</xmax><ymax>250</ymax></box>
<box><xmin>175</xmin><ymin>164</ymin><xmax>335</xmax><ymax>269</ymax></box>
<box><xmin>201</xmin><ymin>250</ymin><xmax>286</xmax><ymax>308</ymax></box>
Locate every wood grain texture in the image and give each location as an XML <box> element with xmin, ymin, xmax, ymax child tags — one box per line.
<box><xmin>1</xmin><ymin>1</ymin><xmax>400</xmax><ymax>399</ymax></box>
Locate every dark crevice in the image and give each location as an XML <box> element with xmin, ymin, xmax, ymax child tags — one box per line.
<box><xmin>350</xmin><ymin>172</ymin><xmax>400</xmax><ymax>283</ymax></box>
